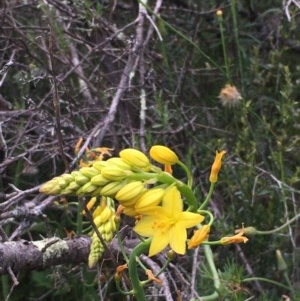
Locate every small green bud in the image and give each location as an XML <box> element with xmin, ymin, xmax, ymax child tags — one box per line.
<box><xmin>76</xmin><ymin>182</ymin><xmax>98</xmax><ymax>195</ymax></box>
<box><xmin>60</xmin><ymin>173</ymin><xmax>74</xmax><ymax>182</ymax></box>
<box><xmin>92</xmin><ymin>161</ymin><xmax>108</xmax><ymax>172</ymax></box>
<box><xmin>101</xmin><ymin>166</ymin><xmax>131</xmax><ymax>181</ymax></box>
<box><xmin>106</xmin><ymin>157</ymin><xmax>133</xmax><ymax>170</ymax></box>
<box><xmin>74</xmin><ymin>174</ymin><xmax>90</xmax><ymax>185</ymax></box>
<box><xmin>39</xmin><ymin>179</ymin><xmax>61</xmax><ymax>195</ymax></box>
<box><xmin>276</xmin><ymin>249</ymin><xmax>288</xmax><ymax>272</ymax></box>
<box><xmin>91</xmin><ymin>174</ymin><xmax>110</xmax><ymax>186</ymax></box>
<box><xmin>80</xmin><ymin>167</ymin><xmax>100</xmax><ymax>178</ymax></box>
<box><xmin>100</xmin><ymin>181</ymin><xmax>125</xmax><ymax>197</ymax></box>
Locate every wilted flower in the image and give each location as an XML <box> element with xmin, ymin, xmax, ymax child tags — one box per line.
<box><xmin>220</xmin><ymin>228</ymin><xmax>249</xmax><ymax>245</ymax></box>
<box><xmin>188</xmin><ymin>225</ymin><xmax>210</xmax><ymax>249</ymax></box>
<box><xmin>209</xmin><ymin>150</ymin><xmax>226</xmax><ymax>183</ymax></box>
<box><xmin>218</xmin><ymin>84</ymin><xmax>242</xmax><ymax>107</ymax></box>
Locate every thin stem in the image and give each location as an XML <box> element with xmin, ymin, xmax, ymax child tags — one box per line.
<box><xmin>217</xmin><ymin>11</ymin><xmax>231</xmax><ymax>83</ymax></box>
<box><xmin>191</xmin><ymin>245</ymin><xmax>220</xmax><ymax>301</ymax></box>
<box><xmin>241</xmin><ymin>277</ymin><xmax>291</xmax><ymax>290</ymax></box>
<box><xmin>199</xmin><ymin>183</ymin><xmax>215</xmax><ymax>210</ymax></box>
<box><xmin>128</xmin><ymin>239</ymin><xmax>151</xmax><ymax>301</ymax></box>
<box><xmin>254</xmin><ymin>213</ymin><xmax>300</xmax><ymax>235</ymax></box>
<box><xmin>178</xmin><ymin>160</ymin><xmax>193</xmax><ymax>188</ymax></box>
<box><xmin>230</xmin><ymin>0</ymin><xmax>244</xmax><ymax>89</ymax></box>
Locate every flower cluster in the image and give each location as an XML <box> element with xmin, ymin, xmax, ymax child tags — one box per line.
<box><xmin>87</xmin><ymin>197</ymin><xmax>116</xmax><ymax>268</ymax></box>
<box><xmin>40</xmin><ymin>144</ymin><xmax>248</xmax><ymax>265</ymax></box>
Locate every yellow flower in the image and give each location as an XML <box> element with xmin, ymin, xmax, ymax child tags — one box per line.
<box><xmin>220</xmin><ymin>228</ymin><xmax>249</xmax><ymax>245</ymax></box>
<box><xmin>218</xmin><ymin>84</ymin><xmax>242</xmax><ymax>107</ymax></box>
<box><xmin>119</xmin><ymin>148</ymin><xmax>150</xmax><ymax>169</ymax></box>
<box><xmin>133</xmin><ymin>186</ymin><xmax>204</xmax><ymax>256</ymax></box>
<box><xmin>149</xmin><ymin>145</ymin><xmax>179</xmax><ymax>165</ymax></box>
<box><xmin>188</xmin><ymin>225</ymin><xmax>210</xmax><ymax>249</ymax></box>
<box><xmin>209</xmin><ymin>150</ymin><xmax>226</xmax><ymax>183</ymax></box>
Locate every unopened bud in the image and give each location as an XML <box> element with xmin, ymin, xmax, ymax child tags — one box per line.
<box><xmin>115</xmin><ymin>181</ymin><xmax>145</xmax><ymax>202</ymax></box>
<box><xmin>149</xmin><ymin>145</ymin><xmax>179</xmax><ymax>165</ymax></box>
<box><xmin>276</xmin><ymin>249</ymin><xmax>288</xmax><ymax>272</ymax></box>
<box><xmin>119</xmin><ymin>148</ymin><xmax>150</xmax><ymax>169</ymax></box>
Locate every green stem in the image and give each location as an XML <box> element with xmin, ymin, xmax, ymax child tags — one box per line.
<box><xmin>241</xmin><ymin>277</ymin><xmax>291</xmax><ymax>290</ymax></box>
<box><xmin>190</xmin><ymin>245</ymin><xmax>220</xmax><ymax>301</ymax></box>
<box><xmin>76</xmin><ymin>198</ymin><xmax>83</xmax><ymax>234</ymax></box>
<box><xmin>2</xmin><ymin>275</ymin><xmax>9</xmax><ymax>301</ymax></box>
<box><xmin>197</xmin><ymin>210</ymin><xmax>214</xmax><ymax>226</ymax></box>
<box><xmin>128</xmin><ymin>239</ymin><xmax>151</xmax><ymax>301</ymax></box>
<box><xmin>230</xmin><ymin>0</ymin><xmax>244</xmax><ymax>89</ymax></box>
<box><xmin>283</xmin><ymin>271</ymin><xmax>294</xmax><ymax>294</ymax></box>
<box><xmin>116</xmin><ymin>231</ymin><xmax>130</xmax><ymax>263</ymax></box>
<box><xmin>178</xmin><ymin>160</ymin><xmax>193</xmax><ymax>188</ymax></box>
<box><xmin>217</xmin><ymin>12</ymin><xmax>231</xmax><ymax>83</ymax></box>
<box><xmin>199</xmin><ymin>183</ymin><xmax>215</xmax><ymax>210</ymax></box>
<box><xmin>254</xmin><ymin>213</ymin><xmax>300</xmax><ymax>235</ymax></box>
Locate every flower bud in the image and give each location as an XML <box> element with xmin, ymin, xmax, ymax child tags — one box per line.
<box><xmin>76</xmin><ymin>182</ymin><xmax>98</xmax><ymax>195</ymax></box>
<box><xmin>64</xmin><ymin>181</ymin><xmax>80</xmax><ymax>192</ymax></box>
<box><xmin>167</xmin><ymin>250</ymin><xmax>176</xmax><ymax>261</ymax></box>
<box><xmin>100</xmin><ymin>181</ymin><xmax>125</xmax><ymax>197</ymax></box>
<box><xmin>74</xmin><ymin>174</ymin><xmax>90</xmax><ymax>185</ymax></box>
<box><xmin>90</xmin><ymin>174</ymin><xmax>110</xmax><ymax>186</ymax></box>
<box><xmin>60</xmin><ymin>173</ymin><xmax>74</xmax><ymax>182</ymax></box>
<box><xmin>149</xmin><ymin>145</ymin><xmax>179</xmax><ymax>165</ymax></box>
<box><xmin>106</xmin><ymin>157</ymin><xmax>132</xmax><ymax>170</ymax></box>
<box><xmin>135</xmin><ymin>188</ymin><xmax>165</xmax><ymax>212</ymax></box>
<box><xmin>82</xmin><ymin>197</ymin><xmax>97</xmax><ymax>215</ymax></box>
<box><xmin>119</xmin><ymin>148</ymin><xmax>150</xmax><ymax>168</ymax></box>
<box><xmin>276</xmin><ymin>249</ymin><xmax>288</xmax><ymax>272</ymax></box>
<box><xmin>56</xmin><ymin>177</ymin><xmax>69</xmax><ymax>189</ymax></box>
<box><xmin>115</xmin><ymin>181</ymin><xmax>145</xmax><ymax>202</ymax></box>
<box><xmin>92</xmin><ymin>161</ymin><xmax>108</xmax><ymax>172</ymax></box>
<box><xmin>39</xmin><ymin>179</ymin><xmax>61</xmax><ymax>195</ymax></box>
<box><xmin>88</xmin><ymin>237</ymin><xmax>105</xmax><ymax>268</ymax></box>
<box><xmin>95</xmin><ymin>206</ymin><xmax>113</xmax><ymax>225</ymax></box>
<box><xmin>80</xmin><ymin>167</ymin><xmax>100</xmax><ymax>178</ymax></box>
<box><xmin>101</xmin><ymin>166</ymin><xmax>131</xmax><ymax>181</ymax></box>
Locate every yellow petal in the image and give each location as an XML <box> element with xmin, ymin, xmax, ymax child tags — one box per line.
<box><xmin>149</xmin><ymin>232</ymin><xmax>169</xmax><ymax>256</ymax></box>
<box><xmin>133</xmin><ymin>216</ymin><xmax>156</xmax><ymax>237</ymax></box>
<box><xmin>169</xmin><ymin>224</ymin><xmax>187</xmax><ymax>255</ymax></box>
<box><xmin>162</xmin><ymin>186</ymin><xmax>182</xmax><ymax>216</ymax></box>
<box><xmin>177</xmin><ymin>212</ymin><xmax>204</xmax><ymax>228</ymax></box>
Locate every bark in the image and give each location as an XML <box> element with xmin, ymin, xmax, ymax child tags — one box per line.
<box><xmin>0</xmin><ymin>236</ymin><xmax>91</xmax><ymax>275</ymax></box>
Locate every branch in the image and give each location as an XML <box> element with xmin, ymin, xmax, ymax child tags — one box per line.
<box><xmin>0</xmin><ymin>236</ymin><xmax>91</xmax><ymax>275</ymax></box>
